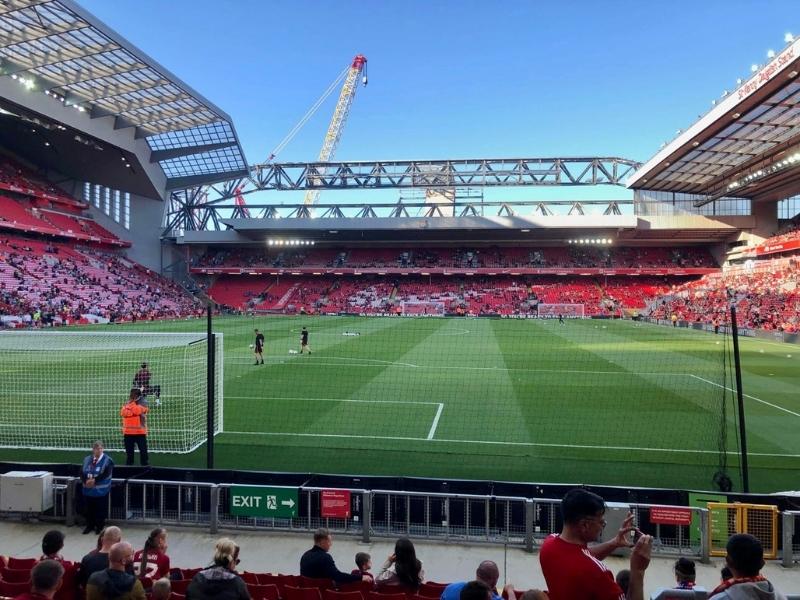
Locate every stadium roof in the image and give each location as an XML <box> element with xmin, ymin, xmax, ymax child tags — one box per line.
<box><xmin>0</xmin><ymin>0</ymin><xmax>248</xmax><ymax>189</ymax></box>
<box><xmin>627</xmin><ymin>36</ymin><xmax>800</xmax><ymax>205</ymax></box>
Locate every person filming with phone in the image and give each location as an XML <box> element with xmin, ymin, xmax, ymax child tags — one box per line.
<box><xmin>539</xmin><ymin>488</ymin><xmax>653</xmax><ymax>600</ymax></box>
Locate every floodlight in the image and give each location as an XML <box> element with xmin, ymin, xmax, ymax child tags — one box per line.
<box><xmin>785</xmin><ymin>33</ymin><xmax>794</xmax><ymax>43</ymax></box>
<box><xmin>736</xmin><ymin>78</ymin><xmax>742</xmax><ymax>85</ymax></box>
<box><xmin>751</xmin><ymin>64</ymin><xmax>759</xmax><ymax>72</ymax></box>
<box><xmin>767</xmin><ymin>49</ymin><xmax>776</xmax><ymax>58</ymax></box>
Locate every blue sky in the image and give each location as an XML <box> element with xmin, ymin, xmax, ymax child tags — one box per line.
<box><xmin>79</xmin><ymin>0</ymin><xmax>797</xmax><ymax>204</ymax></box>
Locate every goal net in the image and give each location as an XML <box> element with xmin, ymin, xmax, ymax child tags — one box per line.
<box><xmin>0</xmin><ymin>331</ymin><xmax>223</xmax><ymax>453</ymax></box>
<box><xmin>400</xmin><ymin>300</ymin><xmax>446</xmax><ymax>316</ymax></box>
<box><xmin>536</xmin><ymin>303</ymin><xmax>585</xmax><ymax>318</ymax></box>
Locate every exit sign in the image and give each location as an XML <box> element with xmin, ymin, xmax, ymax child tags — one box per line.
<box><xmin>229</xmin><ymin>486</ymin><xmax>298</xmax><ymax>518</ymax></box>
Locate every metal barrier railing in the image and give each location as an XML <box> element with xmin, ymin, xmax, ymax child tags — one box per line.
<box><xmin>8</xmin><ymin>476</ymin><xmax>727</xmax><ymax>561</ymax></box>
<box><xmin>783</xmin><ymin>511</ymin><xmax>800</xmax><ymax>568</ymax></box>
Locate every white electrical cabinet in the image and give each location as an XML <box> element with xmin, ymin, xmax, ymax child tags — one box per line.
<box><xmin>0</xmin><ymin>471</ymin><xmax>54</xmax><ymax>512</ymax></box>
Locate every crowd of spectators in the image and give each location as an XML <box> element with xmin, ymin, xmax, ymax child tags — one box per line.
<box><xmin>0</xmin><ymin>235</ymin><xmax>202</xmax><ymax>326</ymax></box>
<box><xmin>0</xmin><ymin>489</ymin><xmax>790</xmax><ymax>600</ymax></box>
<box><xmin>762</xmin><ymin>220</ymin><xmax>800</xmax><ymax>246</ymax></box>
<box><xmin>207</xmin><ymin>275</ymin><xmax>680</xmax><ymax>317</ymax></box>
<box><xmin>646</xmin><ymin>258</ymin><xmax>800</xmax><ymax>333</ymax></box>
<box><xmin>195</xmin><ymin>247</ymin><xmax>717</xmax><ymax>271</ymax></box>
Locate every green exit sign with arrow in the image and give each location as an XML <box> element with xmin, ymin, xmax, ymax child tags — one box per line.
<box><xmin>229</xmin><ymin>486</ymin><xmax>298</xmax><ymax>518</ymax></box>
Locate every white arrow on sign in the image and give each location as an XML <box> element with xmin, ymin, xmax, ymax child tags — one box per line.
<box><xmin>281</xmin><ymin>499</ymin><xmax>296</xmax><ymax>508</ymax></box>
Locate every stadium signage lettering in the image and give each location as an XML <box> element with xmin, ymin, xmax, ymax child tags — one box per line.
<box><xmin>737</xmin><ymin>45</ymin><xmax>795</xmax><ymax>100</ymax></box>
<box><xmin>649</xmin><ymin>506</ymin><xmax>693</xmax><ymax>526</ymax></box>
<box><xmin>229</xmin><ymin>486</ymin><xmax>299</xmax><ymax>518</ymax></box>
<box><xmin>320</xmin><ymin>490</ymin><xmax>351</xmax><ymax>518</ymax></box>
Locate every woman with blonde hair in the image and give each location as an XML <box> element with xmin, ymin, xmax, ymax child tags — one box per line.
<box><xmin>186</xmin><ymin>538</ymin><xmax>250</xmax><ymax>600</ymax></box>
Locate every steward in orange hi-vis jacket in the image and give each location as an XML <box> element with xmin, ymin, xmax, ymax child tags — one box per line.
<box><xmin>121</xmin><ymin>388</ymin><xmax>149</xmax><ymax>466</ymax></box>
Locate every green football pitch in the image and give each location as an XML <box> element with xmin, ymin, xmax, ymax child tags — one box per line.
<box><xmin>1</xmin><ymin>315</ymin><xmax>798</xmax><ymax>493</ymax></box>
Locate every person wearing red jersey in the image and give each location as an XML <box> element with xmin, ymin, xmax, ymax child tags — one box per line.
<box><xmin>539</xmin><ymin>488</ymin><xmax>652</xmax><ymax>600</ymax></box>
<box><xmin>133</xmin><ymin>528</ymin><xmax>170</xmax><ymax>583</ymax></box>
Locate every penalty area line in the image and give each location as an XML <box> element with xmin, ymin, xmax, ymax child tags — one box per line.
<box><xmin>220</xmin><ymin>431</ymin><xmax>800</xmax><ymax>458</ymax></box>
<box><xmin>689</xmin><ymin>374</ymin><xmax>800</xmax><ymax>418</ymax></box>
<box><xmin>427</xmin><ymin>403</ymin><xmax>444</xmax><ymax>440</ymax></box>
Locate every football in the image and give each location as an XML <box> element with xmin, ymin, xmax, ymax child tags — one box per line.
<box><xmin>249</xmin><ymin>344</ymin><xmax>254</xmax><ymax>349</ymax></box>
<box><xmin>289</xmin><ymin>349</ymin><xmax>299</xmax><ymax>354</ymax></box>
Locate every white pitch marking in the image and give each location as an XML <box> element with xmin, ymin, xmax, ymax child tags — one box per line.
<box><xmin>226</xmin><ymin>395</ymin><xmax>441</xmax><ymax>406</ymax></box>
<box><xmin>689</xmin><ymin>374</ymin><xmax>800</xmax><ymax>418</ymax></box>
<box><xmin>221</xmin><ymin>430</ymin><xmax>800</xmax><ymax>458</ymax></box>
<box><xmin>427</xmin><ymin>403</ymin><xmax>444</xmax><ymax>440</ymax></box>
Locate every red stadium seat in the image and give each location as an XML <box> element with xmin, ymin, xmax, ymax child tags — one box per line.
<box><xmin>284</xmin><ymin>585</ymin><xmax>323</xmax><ymax>600</ymax></box>
<box><xmin>0</xmin><ymin>579</ymin><xmax>31</xmax><ymax>596</ymax></box>
<box><xmin>0</xmin><ymin>567</ymin><xmax>32</xmax><ymax>582</ymax></box>
<box><xmin>248</xmin><ymin>583</ymin><xmax>281</xmax><ymax>600</ymax></box>
<box><xmin>418</xmin><ymin>583</ymin><xmax>448</xmax><ymax>598</ymax></box>
<box><xmin>338</xmin><ymin>581</ymin><xmax>374</xmax><ymax>595</ymax></box>
<box><xmin>298</xmin><ymin>577</ymin><xmax>335</xmax><ymax>591</ymax></box>
<box><xmin>323</xmin><ymin>589</ymin><xmax>366</xmax><ymax>600</ymax></box>
<box><xmin>368</xmin><ymin>591</ymin><xmax>409</xmax><ymax>600</ymax></box>
<box><xmin>242</xmin><ymin>572</ymin><xmax>260</xmax><ymax>585</ymax></box>
<box><xmin>169</xmin><ymin>579</ymin><xmax>191</xmax><ymax>594</ymax></box>
<box><xmin>169</xmin><ymin>594</ymin><xmax>185</xmax><ymax>600</ymax></box>
<box><xmin>5</xmin><ymin>557</ymin><xmax>37</xmax><ymax>570</ymax></box>
<box><xmin>259</xmin><ymin>574</ymin><xmax>298</xmax><ymax>593</ymax></box>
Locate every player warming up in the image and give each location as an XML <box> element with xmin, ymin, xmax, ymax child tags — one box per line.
<box><xmin>133</xmin><ymin>362</ymin><xmax>161</xmax><ymax>406</ymax></box>
<box><xmin>300</xmin><ymin>326</ymin><xmax>311</xmax><ymax>354</ymax></box>
<box><xmin>253</xmin><ymin>328</ymin><xmax>265</xmax><ymax>365</ymax></box>
<box><xmin>558</xmin><ymin>313</ymin><xmax>565</xmax><ymax>325</ymax></box>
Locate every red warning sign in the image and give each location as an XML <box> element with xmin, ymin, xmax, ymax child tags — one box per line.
<box><xmin>649</xmin><ymin>506</ymin><xmax>692</xmax><ymax>526</ymax></box>
<box><xmin>321</xmin><ymin>490</ymin><xmax>351</xmax><ymax>518</ymax></box>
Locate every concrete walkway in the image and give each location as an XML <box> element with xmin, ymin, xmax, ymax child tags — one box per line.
<box><xmin>0</xmin><ymin>521</ymin><xmax>797</xmax><ymax>598</ymax></box>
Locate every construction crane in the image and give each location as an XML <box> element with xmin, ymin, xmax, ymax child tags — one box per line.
<box><xmin>264</xmin><ymin>54</ymin><xmax>368</xmax><ymax>206</ymax></box>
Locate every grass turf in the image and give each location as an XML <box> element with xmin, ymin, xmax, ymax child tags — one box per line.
<box><xmin>1</xmin><ymin>315</ymin><xmax>798</xmax><ymax>493</ymax></box>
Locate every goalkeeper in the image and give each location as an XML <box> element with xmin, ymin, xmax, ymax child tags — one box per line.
<box><xmin>133</xmin><ymin>362</ymin><xmax>161</xmax><ymax>406</ymax></box>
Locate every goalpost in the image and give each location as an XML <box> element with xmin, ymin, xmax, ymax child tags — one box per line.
<box><xmin>536</xmin><ymin>303</ymin><xmax>586</xmax><ymax>318</ymax></box>
<box><xmin>0</xmin><ymin>331</ymin><xmax>223</xmax><ymax>453</ymax></box>
<box><xmin>400</xmin><ymin>300</ymin><xmax>446</xmax><ymax>316</ymax></box>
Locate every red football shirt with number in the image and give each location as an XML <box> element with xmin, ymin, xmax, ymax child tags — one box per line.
<box><xmin>133</xmin><ymin>549</ymin><xmax>171</xmax><ymax>581</ymax></box>
<box><xmin>539</xmin><ymin>534</ymin><xmax>624</xmax><ymax>600</ymax></box>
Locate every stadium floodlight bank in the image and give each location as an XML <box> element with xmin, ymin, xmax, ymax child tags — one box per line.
<box><xmin>536</xmin><ymin>304</ymin><xmax>586</xmax><ymax>318</ymax></box>
<box><xmin>0</xmin><ymin>331</ymin><xmax>223</xmax><ymax>453</ymax></box>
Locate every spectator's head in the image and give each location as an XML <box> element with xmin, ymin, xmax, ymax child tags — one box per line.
<box><xmin>674</xmin><ymin>557</ymin><xmax>696</xmax><ymax>585</ymax></box>
<box><xmin>561</xmin><ymin>488</ymin><xmax>606</xmax><ymax>543</ymax></box>
<box><xmin>92</xmin><ymin>440</ymin><xmax>104</xmax><ymax>458</ymax></box>
<box><xmin>615</xmin><ymin>569</ymin><xmax>630</xmax><ymax>595</ymax></box>
<box><xmin>152</xmin><ymin>578</ymin><xmax>171</xmax><ymax>600</ymax></box>
<box><xmin>30</xmin><ymin>560</ymin><xmax>64</xmax><ymax>598</ymax></box>
<box><xmin>314</xmin><ymin>528</ymin><xmax>332</xmax><ymax>551</ymax></box>
<box><xmin>41</xmin><ymin>529</ymin><xmax>65</xmax><ymax>557</ymax></box>
<box><xmin>101</xmin><ymin>526</ymin><xmax>122</xmax><ymax>551</ymax></box>
<box><xmin>475</xmin><ymin>560</ymin><xmax>500</xmax><ymax>589</ymax></box>
<box><xmin>460</xmin><ymin>581</ymin><xmax>492</xmax><ymax>600</ymax></box>
<box><xmin>213</xmin><ymin>537</ymin><xmax>240</xmax><ymax>570</ymax></box>
<box><xmin>725</xmin><ymin>534</ymin><xmax>764</xmax><ymax>578</ymax></box>
<box><xmin>393</xmin><ymin>537</ymin><xmax>422</xmax><ymax>588</ymax></box>
<box><xmin>355</xmin><ymin>552</ymin><xmax>371</xmax><ymax>572</ymax></box>
<box><xmin>129</xmin><ymin>388</ymin><xmax>141</xmax><ymax>402</ymax></box>
<box><xmin>720</xmin><ymin>566</ymin><xmax>732</xmax><ymax>581</ymax></box>
<box><xmin>109</xmin><ymin>542</ymin><xmax>134</xmax><ymax>572</ymax></box>
<box><xmin>519</xmin><ymin>592</ymin><xmax>548</xmax><ymax>600</ymax></box>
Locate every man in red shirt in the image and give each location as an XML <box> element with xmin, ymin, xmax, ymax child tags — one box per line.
<box><xmin>539</xmin><ymin>488</ymin><xmax>652</xmax><ymax>600</ymax></box>
<box><xmin>13</xmin><ymin>559</ymin><xmax>64</xmax><ymax>600</ymax></box>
